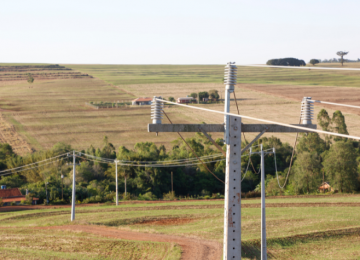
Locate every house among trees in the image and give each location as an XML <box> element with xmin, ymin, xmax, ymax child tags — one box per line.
<box><xmin>0</xmin><ymin>186</ymin><xmax>38</xmax><ymax>206</ymax></box>
<box><xmin>177</xmin><ymin>97</ymin><xmax>196</xmax><ymax>104</ymax></box>
<box><xmin>318</xmin><ymin>182</ymin><xmax>333</xmax><ymax>192</ymax></box>
<box><xmin>131</xmin><ymin>97</ymin><xmax>152</xmax><ymax>105</ymax></box>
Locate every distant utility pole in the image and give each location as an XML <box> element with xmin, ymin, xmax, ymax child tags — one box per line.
<box><xmin>250</xmin><ymin>145</ymin><xmax>275</xmax><ymax>260</ymax></box>
<box><xmin>114</xmin><ymin>160</ymin><xmax>119</xmax><ymax>206</ymax></box>
<box><xmin>171</xmin><ymin>171</ymin><xmax>173</xmax><ymax>194</ymax></box>
<box><xmin>148</xmin><ymin>63</ymin><xmax>317</xmax><ymax>260</ymax></box>
<box><xmin>71</xmin><ymin>150</ymin><xmax>76</xmax><ymax>221</ymax></box>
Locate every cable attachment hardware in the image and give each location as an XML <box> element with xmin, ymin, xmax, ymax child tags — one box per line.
<box><xmin>300</xmin><ymin>97</ymin><xmax>314</xmax><ymax>125</ymax></box>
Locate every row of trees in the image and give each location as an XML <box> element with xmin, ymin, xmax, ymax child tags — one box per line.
<box><xmin>0</xmin><ymin>109</ymin><xmax>359</xmax><ymax>203</ymax></box>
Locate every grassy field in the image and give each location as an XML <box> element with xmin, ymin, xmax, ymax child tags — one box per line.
<box><xmin>1</xmin><ymin>62</ymin><xmax>360</xmax><ymax>153</ymax></box>
<box><xmin>1</xmin><ymin>196</ymin><xmax>360</xmax><ymax>259</ymax></box>
<box><xmin>0</xmin><ymin>227</ymin><xmax>181</xmax><ymax>260</ymax></box>
<box><xmin>68</xmin><ymin>63</ymin><xmax>360</xmax><ymax>87</ymax></box>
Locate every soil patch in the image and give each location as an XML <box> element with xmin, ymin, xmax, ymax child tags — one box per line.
<box><xmin>38</xmin><ymin>225</ymin><xmax>222</xmax><ymax>260</ymax></box>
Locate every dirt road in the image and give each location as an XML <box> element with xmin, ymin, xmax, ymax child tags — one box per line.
<box><xmin>41</xmin><ymin>225</ymin><xmax>222</xmax><ymax>260</ymax></box>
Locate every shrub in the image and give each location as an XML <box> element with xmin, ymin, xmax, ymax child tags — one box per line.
<box><xmin>203</xmin><ymin>195</ymin><xmax>211</xmax><ymax>199</ymax></box>
<box><xmin>0</xmin><ymin>198</ymin><xmax>3</xmax><ymax>207</ymax></box>
<box><xmin>138</xmin><ymin>192</ymin><xmax>157</xmax><ymax>201</ymax></box>
<box><xmin>163</xmin><ymin>191</ymin><xmax>177</xmax><ymax>200</ymax></box>
<box><xmin>168</xmin><ymin>97</ymin><xmax>176</xmax><ymax>102</ymax></box>
<box><xmin>310</xmin><ymin>59</ymin><xmax>320</xmax><ymax>66</ymax></box>
<box><xmin>10</xmin><ymin>201</ymin><xmax>16</xmax><ymax>206</ymax></box>
<box><xmin>104</xmin><ymin>201</ymin><xmax>112</xmax><ymax>205</ymax></box>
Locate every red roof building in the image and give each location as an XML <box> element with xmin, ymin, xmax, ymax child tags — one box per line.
<box><xmin>0</xmin><ymin>188</ymin><xmax>39</xmax><ymax>204</ymax></box>
<box><xmin>132</xmin><ymin>97</ymin><xmax>152</xmax><ymax>105</ymax></box>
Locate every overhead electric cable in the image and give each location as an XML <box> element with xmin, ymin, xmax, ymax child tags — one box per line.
<box><xmin>233</xmin><ymin>90</ymin><xmax>262</xmax><ymax>174</ymax></box>
<box><xmin>310</xmin><ymin>100</ymin><xmax>360</xmax><ymax>109</ymax></box>
<box><xmin>79</xmin><ymin>152</ymin><xmax>224</xmax><ymax>164</ymax></box>
<box><xmin>161</xmin><ymin>109</ymin><xmax>225</xmax><ymax>183</ymax></box>
<box><xmin>0</xmin><ymin>153</ymin><xmax>68</xmax><ymax>174</ymax></box>
<box><xmin>0</xmin><ymin>158</ymin><xmax>66</xmax><ymax>177</ymax></box>
<box><xmin>76</xmin><ymin>155</ymin><xmax>225</xmax><ymax>167</ymax></box>
<box><xmin>240</xmin><ymin>64</ymin><xmax>360</xmax><ymax>71</ymax></box>
<box><xmin>155</xmin><ymin>99</ymin><xmax>360</xmax><ymax>140</ymax></box>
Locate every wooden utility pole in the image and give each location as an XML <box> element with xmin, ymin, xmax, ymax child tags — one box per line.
<box><xmin>148</xmin><ymin>63</ymin><xmax>317</xmax><ymax>260</ymax></box>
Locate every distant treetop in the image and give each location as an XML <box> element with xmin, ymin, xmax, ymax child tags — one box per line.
<box><xmin>266</xmin><ymin>58</ymin><xmax>306</xmax><ymax>67</ymax></box>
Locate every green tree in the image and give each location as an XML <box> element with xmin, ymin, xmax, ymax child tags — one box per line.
<box><xmin>296</xmin><ymin>133</ymin><xmax>326</xmax><ymax>156</ymax></box>
<box><xmin>198</xmin><ymin>91</ymin><xmax>209</xmax><ymax>101</ymax></box>
<box><xmin>323</xmin><ymin>141</ymin><xmax>358</xmax><ymax>192</ymax></box>
<box><xmin>190</xmin><ymin>93</ymin><xmax>198</xmax><ymax>99</ymax></box>
<box><xmin>168</xmin><ymin>97</ymin><xmax>175</xmax><ymax>102</ymax></box>
<box><xmin>27</xmin><ymin>73</ymin><xmax>34</xmax><ymax>83</ymax></box>
<box><xmin>332</xmin><ymin>110</ymin><xmax>349</xmax><ymax>141</ymax></box>
<box><xmin>309</xmin><ymin>59</ymin><xmax>319</xmax><ymax>66</ymax></box>
<box><xmin>293</xmin><ymin>152</ymin><xmax>322</xmax><ymax>193</ymax></box>
<box><xmin>209</xmin><ymin>89</ymin><xmax>220</xmax><ymax>101</ymax></box>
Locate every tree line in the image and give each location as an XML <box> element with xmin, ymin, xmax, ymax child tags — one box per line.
<box><xmin>0</xmin><ymin>109</ymin><xmax>359</xmax><ymax>204</ymax></box>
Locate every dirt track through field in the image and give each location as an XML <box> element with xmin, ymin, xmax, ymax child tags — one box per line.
<box><xmin>40</xmin><ymin>225</ymin><xmax>222</xmax><ymax>260</ymax></box>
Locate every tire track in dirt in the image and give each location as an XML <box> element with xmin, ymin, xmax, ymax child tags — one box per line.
<box><xmin>39</xmin><ymin>225</ymin><xmax>222</xmax><ymax>260</ymax></box>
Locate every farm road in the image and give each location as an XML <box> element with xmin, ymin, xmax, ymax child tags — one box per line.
<box><xmin>41</xmin><ymin>225</ymin><xmax>222</xmax><ymax>260</ymax></box>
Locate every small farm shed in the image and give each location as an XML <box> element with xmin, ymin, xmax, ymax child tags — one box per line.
<box><xmin>177</xmin><ymin>97</ymin><xmax>196</xmax><ymax>104</ymax></box>
<box><xmin>0</xmin><ymin>187</ymin><xmax>39</xmax><ymax>206</ymax></box>
<box><xmin>132</xmin><ymin>97</ymin><xmax>152</xmax><ymax>105</ymax></box>
<box><xmin>318</xmin><ymin>182</ymin><xmax>333</xmax><ymax>192</ymax></box>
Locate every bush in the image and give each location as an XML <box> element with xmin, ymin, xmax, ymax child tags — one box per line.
<box><xmin>310</xmin><ymin>59</ymin><xmax>320</xmax><ymax>66</ymax></box>
<box><xmin>242</xmin><ymin>191</ymin><xmax>261</xmax><ymax>198</ymax></box>
<box><xmin>168</xmin><ymin>97</ymin><xmax>175</xmax><ymax>102</ymax></box>
<box><xmin>203</xmin><ymin>195</ymin><xmax>211</xmax><ymax>199</ymax></box>
<box><xmin>10</xmin><ymin>201</ymin><xmax>16</xmax><ymax>206</ymax></box>
<box><xmin>266</xmin><ymin>58</ymin><xmax>306</xmax><ymax>67</ymax></box>
<box><xmin>0</xmin><ymin>198</ymin><xmax>3</xmax><ymax>207</ymax></box>
<box><xmin>104</xmin><ymin>201</ymin><xmax>112</xmax><ymax>205</ymax></box>
<box><xmin>163</xmin><ymin>191</ymin><xmax>177</xmax><ymax>200</ymax></box>
<box><xmin>138</xmin><ymin>192</ymin><xmax>157</xmax><ymax>201</ymax></box>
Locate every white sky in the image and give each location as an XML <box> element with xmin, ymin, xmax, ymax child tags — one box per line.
<box><xmin>1</xmin><ymin>0</ymin><xmax>359</xmax><ymax>64</ymax></box>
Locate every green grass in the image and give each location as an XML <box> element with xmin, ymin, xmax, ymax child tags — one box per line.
<box><xmin>67</xmin><ymin>63</ymin><xmax>360</xmax><ymax>87</ymax></box>
<box><xmin>0</xmin><ymin>228</ymin><xmax>181</xmax><ymax>260</ymax></box>
<box><xmin>2</xmin><ymin>197</ymin><xmax>360</xmax><ymax>259</ymax></box>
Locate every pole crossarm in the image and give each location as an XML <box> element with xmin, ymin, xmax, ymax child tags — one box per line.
<box><xmin>148</xmin><ymin>123</ymin><xmax>316</xmax><ymax>133</ymax></box>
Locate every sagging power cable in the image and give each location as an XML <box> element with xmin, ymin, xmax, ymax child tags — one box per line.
<box><xmin>162</xmin><ymin>109</ymin><xmax>225</xmax><ymax>184</ymax></box>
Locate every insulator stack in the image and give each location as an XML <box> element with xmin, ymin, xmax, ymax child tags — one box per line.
<box><xmin>300</xmin><ymin>97</ymin><xmax>314</xmax><ymax>124</ymax></box>
<box><xmin>151</xmin><ymin>96</ymin><xmax>163</xmax><ymax>124</ymax></box>
<box><xmin>224</xmin><ymin>62</ymin><xmax>237</xmax><ymax>88</ymax></box>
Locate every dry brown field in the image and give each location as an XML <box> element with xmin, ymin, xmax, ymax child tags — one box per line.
<box><xmin>1</xmin><ymin>63</ymin><xmax>360</xmax><ymax>155</ymax></box>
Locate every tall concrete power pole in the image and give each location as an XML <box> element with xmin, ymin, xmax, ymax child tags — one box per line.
<box><xmin>147</xmin><ymin>62</ymin><xmax>317</xmax><ymax>259</ymax></box>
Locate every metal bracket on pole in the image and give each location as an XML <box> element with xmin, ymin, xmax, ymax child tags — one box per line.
<box><xmin>241</xmin><ymin>128</ymin><xmax>268</xmax><ymax>154</ymax></box>
<box><xmin>199</xmin><ymin>127</ymin><xmax>226</xmax><ymax>156</ymax></box>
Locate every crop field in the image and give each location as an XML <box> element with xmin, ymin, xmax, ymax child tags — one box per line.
<box><xmin>0</xmin><ymin>62</ymin><xmax>360</xmax><ymax>155</ymax></box>
<box><xmin>2</xmin><ymin>196</ymin><xmax>360</xmax><ymax>259</ymax></box>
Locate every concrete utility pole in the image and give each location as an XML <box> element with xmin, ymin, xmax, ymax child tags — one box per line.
<box><xmin>71</xmin><ymin>150</ymin><xmax>76</xmax><ymax>221</ymax></box>
<box><xmin>250</xmin><ymin>145</ymin><xmax>276</xmax><ymax>260</ymax></box>
<box><xmin>115</xmin><ymin>160</ymin><xmax>119</xmax><ymax>206</ymax></box>
<box><xmin>147</xmin><ymin>62</ymin><xmax>317</xmax><ymax>259</ymax></box>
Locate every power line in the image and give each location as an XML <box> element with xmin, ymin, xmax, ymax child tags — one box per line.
<box><xmin>0</xmin><ymin>153</ymin><xmax>69</xmax><ymax>174</ymax></box>
<box><xmin>155</xmin><ymin>98</ymin><xmax>360</xmax><ymax>141</ymax></box>
<box><xmin>310</xmin><ymin>99</ymin><xmax>360</xmax><ymax>110</ymax></box>
<box><xmin>239</xmin><ymin>64</ymin><xmax>360</xmax><ymax>71</ymax></box>
<box><xmin>161</xmin><ymin>109</ymin><xmax>225</xmax><ymax>183</ymax></box>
